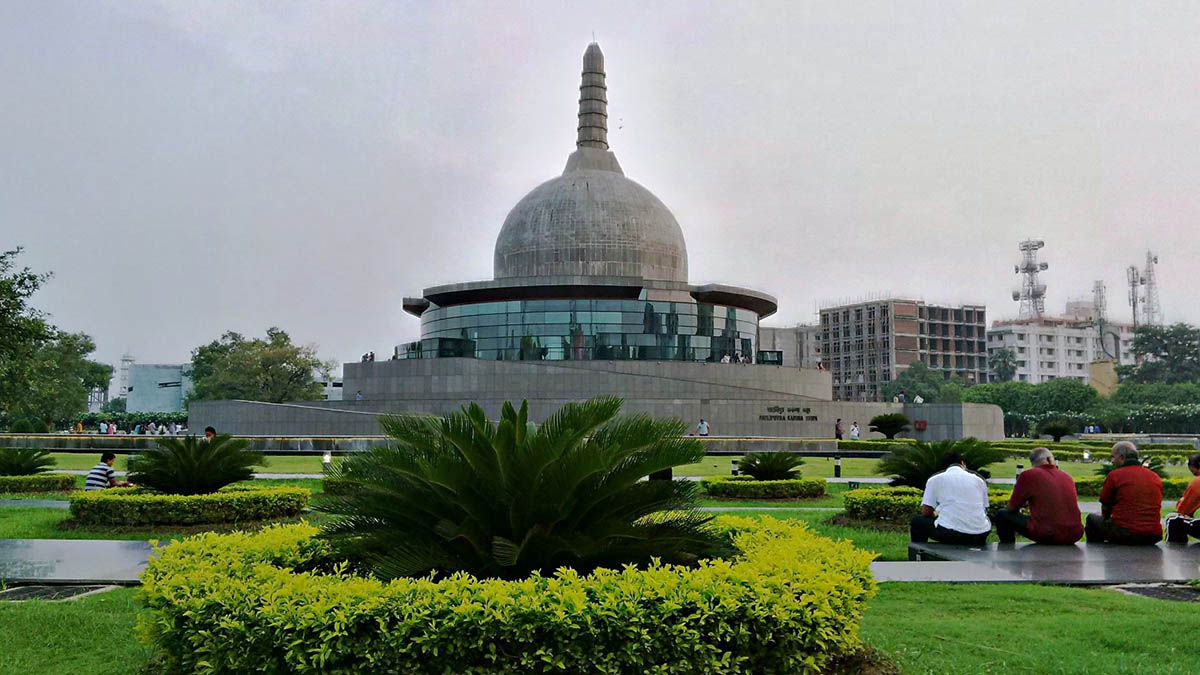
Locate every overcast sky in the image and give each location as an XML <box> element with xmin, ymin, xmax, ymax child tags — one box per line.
<box><xmin>4</xmin><ymin>1</ymin><xmax>1198</xmax><ymax>380</ymax></box>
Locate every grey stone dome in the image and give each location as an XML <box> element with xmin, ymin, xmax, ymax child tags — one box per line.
<box><xmin>493</xmin><ymin>157</ymin><xmax>689</xmax><ymax>282</ymax></box>
<box><xmin>492</xmin><ymin>42</ymin><xmax>689</xmax><ymax>284</ymax></box>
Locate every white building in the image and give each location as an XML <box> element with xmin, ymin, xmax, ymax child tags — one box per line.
<box><xmin>987</xmin><ymin>315</ymin><xmax>1135</xmax><ymax>384</ymax></box>
<box><xmin>757</xmin><ymin>324</ymin><xmax>823</xmax><ymax>368</ymax></box>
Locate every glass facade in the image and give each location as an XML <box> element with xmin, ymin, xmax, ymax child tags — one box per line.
<box><xmin>401</xmin><ymin>299</ymin><xmax>758</xmax><ymax>362</ymax></box>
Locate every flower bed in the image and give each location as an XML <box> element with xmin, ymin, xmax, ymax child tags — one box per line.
<box><xmin>1074</xmin><ymin>476</ymin><xmax>1191</xmax><ymax>500</ymax></box>
<box><xmin>843</xmin><ymin>486</ymin><xmax>1014</xmax><ymax>521</ymax></box>
<box><xmin>69</xmin><ymin>486</ymin><xmax>309</xmax><ymax>526</ymax></box>
<box><xmin>138</xmin><ymin>517</ymin><xmax>876</xmax><ymax>674</ymax></box>
<box><xmin>0</xmin><ymin>474</ymin><xmax>74</xmax><ymax>493</ymax></box>
<box><xmin>702</xmin><ymin>475</ymin><xmax>827</xmax><ymax>499</ymax></box>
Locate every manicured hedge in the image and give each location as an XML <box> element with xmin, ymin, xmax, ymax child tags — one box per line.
<box><xmin>0</xmin><ymin>474</ymin><xmax>75</xmax><ymax>493</ymax></box>
<box><xmin>139</xmin><ymin>517</ymin><xmax>877</xmax><ymax>674</ymax></box>
<box><xmin>1074</xmin><ymin>476</ymin><xmax>1191</xmax><ymax>500</ymax></box>
<box><xmin>69</xmin><ymin>486</ymin><xmax>309</xmax><ymax>526</ymax></box>
<box><xmin>836</xmin><ymin>439</ymin><xmax>917</xmax><ymax>450</ymax></box>
<box><xmin>843</xmin><ymin>486</ymin><xmax>1014</xmax><ymax>521</ymax></box>
<box><xmin>702</xmin><ymin>475</ymin><xmax>827</xmax><ymax>499</ymax></box>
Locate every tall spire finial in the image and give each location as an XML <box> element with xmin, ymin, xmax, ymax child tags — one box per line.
<box><xmin>576</xmin><ymin>43</ymin><xmax>608</xmax><ymax>150</ymax></box>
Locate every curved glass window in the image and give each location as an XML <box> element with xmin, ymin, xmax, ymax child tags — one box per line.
<box><xmin>404</xmin><ymin>299</ymin><xmax>758</xmax><ymax>362</ymax></box>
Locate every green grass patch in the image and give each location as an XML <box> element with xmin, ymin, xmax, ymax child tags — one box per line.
<box><xmin>0</xmin><ymin>587</ymin><xmax>152</xmax><ymax>675</ymax></box>
<box><xmin>862</xmin><ymin>584</ymin><xmax>1200</xmax><ymax>674</ymax></box>
<box><xmin>46</xmin><ymin>452</ymin><xmax>328</xmax><ymax>474</ymax></box>
<box><xmin>0</xmin><ymin>505</ymin><xmax>333</xmax><ymax>540</ymax></box>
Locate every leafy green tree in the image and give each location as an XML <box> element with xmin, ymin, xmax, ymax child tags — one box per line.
<box><xmin>1028</xmin><ymin>377</ymin><xmax>1098</xmax><ymax>413</ymax></box>
<box><xmin>320</xmin><ymin>396</ymin><xmax>732</xmax><ymax>581</ymax></box>
<box><xmin>1112</xmin><ymin>382</ymin><xmax>1200</xmax><ymax>406</ymax></box>
<box><xmin>1037</xmin><ymin>419</ymin><xmax>1073</xmax><ymax>442</ymax></box>
<box><xmin>987</xmin><ymin>348</ymin><xmax>1018</xmax><ymax>382</ymax></box>
<box><xmin>1116</xmin><ymin>323</ymin><xmax>1200</xmax><ymax>383</ymax></box>
<box><xmin>127</xmin><ymin>434</ymin><xmax>266</xmax><ymax>495</ymax></box>
<box><xmin>961</xmin><ymin>380</ymin><xmax>1038</xmax><ymax>416</ymax></box>
<box><xmin>882</xmin><ymin>361</ymin><xmax>967</xmax><ymax>403</ymax></box>
<box><xmin>189</xmin><ymin>328</ymin><xmax>333</xmax><ymax>403</ymax></box>
<box><xmin>869</xmin><ymin>413</ymin><xmax>911</xmax><ymax>439</ymax></box>
<box><xmin>739</xmin><ymin>452</ymin><xmax>804</xmax><ymax>481</ymax></box>
<box><xmin>0</xmin><ymin>248</ymin><xmax>53</xmax><ymax>363</ymax></box>
<box><xmin>102</xmin><ymin>397</ymin><xmax>127</xmax><ymax>414</ymax></box>
<box><xmin>876</xmin><ymin>438</ymin><xmax>1006</xmax><ymax>488</ymax></box>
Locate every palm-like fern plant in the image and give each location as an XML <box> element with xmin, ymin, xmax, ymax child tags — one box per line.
<box><xmin>875</xmin><ymin>438</ymin><xmax>1005</xmax><ymax>489</ymax></box>
<box><xmin>127</xmin><ymin>434</ymin><xmax>265</xmax><ymax>495</ymax></box>
<box><xmin>319</xmin><ymin>396</ymin><xmax>731</xmax><ymax>581</ymax></box>
<box><xmin>0</xmin><ymin>448</ymin><xmax>56</xmax><ymax>476</ymax></box>
<box><xmin>740</xmin><ymin>452</ymin><xmax>804</xmax><ymax>480</ymax></box>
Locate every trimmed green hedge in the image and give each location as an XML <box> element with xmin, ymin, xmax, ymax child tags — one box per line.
<box><xmin>139</xmin><ymin>517</ymin><xmax>877</xmax><ymax>674</ymax></box>
<box><xmin>836</xmin><ymin>439</ymin><xmax>917</xmax><ymax>450</ymax></box>
<box><xmin>843</xmin><ymin>486</ymin><xmax>1014</xmax><ymax>521</ymax></box>
<box><xmin>0</xmin><ymin>474</ymin><xmax>75</xmax><ymax>493</ymax></box>
<box><xmin>702</xmin><ymin>475</ymin><xmax>827</xmax><ymax>499</ymax></box>
<box><xmin>1074</xmin><ymin>476</ymin><xmax>1191</xmax><ymax>500</ymax></box>
<box><xmin>69</xmin><ymin>486</ymin><xmax>309</xmax><ymax>526</ymax></box>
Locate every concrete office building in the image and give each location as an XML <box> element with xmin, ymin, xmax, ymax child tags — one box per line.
<box><xmin>127</xmin><ymin>364</ymin><xmax>194</xmax><ymax>413</ymax></box>
<box><xmin>820</xmin><ymin>299</ymin><xmax>987</xmax><ymax>401</ymax></box>
<box><xmin>987</xmin><ymin>305</ymin><xmax>1135</xmax><ymax>384</ymax></box>
<box><xmin>193</xmin><ymin>44</ymin><xmax>1002</xmax><ymax>441</ymax></box>
<box><xmin>758</xmin><ymin>324</ymin><xmax>823</xmax><ymax>368</ymax></box>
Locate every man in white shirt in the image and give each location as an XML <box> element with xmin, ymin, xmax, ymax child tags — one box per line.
<box><xmin>910</xmin><ymin>451</ymin><xmax>992</xmax><ymax>546</ymax></box>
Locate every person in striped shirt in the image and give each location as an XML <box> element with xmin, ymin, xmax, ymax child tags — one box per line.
<box><xmin>85</xmin><ymin>452</ymin><xmax>132</xmax><ymax>490</ymax></box>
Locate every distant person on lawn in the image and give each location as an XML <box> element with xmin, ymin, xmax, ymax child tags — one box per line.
<box><xmin>1165</xmin><ymin>453</ymin><xmax>1200</xmax><ymax>543</ymax></box>
<box><xmin>995</xmin><ymin>447</ymin><xmax>1083</xmax><ymax>544</ymax></box>
<box><xmin>1085</xmin><ymin>442</ymin><xmax>1163</xmax><ymax>545</ymax></box>
<box><xmin>204</xmin><ymin>426</ymin><xmax>217</xmax><ymax>441</ymax></box>
<box><xmin>85</xmin><ymin>452</ymin><xmax>132</xmax><ymax>491</ymax></box>
<box><xmin>910</xmin><ymin>451</ymin><xmax>992</xmax><ymax>546</ymax></box>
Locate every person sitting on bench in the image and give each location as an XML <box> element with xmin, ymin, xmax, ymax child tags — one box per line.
<box><xmin>1085</xmin><ymin>441</ymin><xmax>1162</xmax><ymax>545</ymax></box>
<box><xmin>910</xmin><ymin>451</ymin><xmax>992</xmax><ymax>546</ymax></box>
<box><xmin>1165</xmin><ymin>453</ymin><xmax>1200</xmax><ymax>543</ymax></box>
<box><xmin>995</xmin><ymin>447</ymin><xmax>1083</xmax><ymax>544</ymax></box>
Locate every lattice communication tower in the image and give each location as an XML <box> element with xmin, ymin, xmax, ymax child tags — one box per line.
<box><xmin>1012</xmin><ymin>239</ymin><xmax>1048</xmax><ymax>319</ymax></box>
<box><xmin>1141</xmin><ymin>251</ymin><xmax>1162</xmax><ymax>327</ymax></box>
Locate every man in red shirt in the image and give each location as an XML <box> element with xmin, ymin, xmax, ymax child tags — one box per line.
<box><xmin>996</xmin><ymin>447</ymin><xmax>1084</xmax><ymax>544</ymax></box>
<box><xmin>1165</xmin><ymin>453</ymin><xmax>1200</xmax><ymax>543</ymax></box>
<box><xmin>1086</xmin><ymin>442</ymin><xmax>1163</xmax><ymax>545</ymax></box>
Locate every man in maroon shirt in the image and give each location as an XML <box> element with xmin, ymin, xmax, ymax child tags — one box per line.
<box><xmin>995</xmin><ymin>447</ymin><xmax>1084</xmax><ymax>544</ymax></box>
<box><xmin>1085</xmin><ymin>441</ymin><xmax>1163</xmax><ymax>545</ymax></box>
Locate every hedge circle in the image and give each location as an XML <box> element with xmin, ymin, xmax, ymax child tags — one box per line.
<box><xmin>702</xmin><ymin>475</ymin><xmax>827</xmax><ymax>499</ymax></box>
<box><xmin>68</xmin><ymin>486</ymin><xmax>309</xmax><ymax>526</ymax></box>
<box><xmin>0</xmin><ymin>474</ymin><xmax>75</xmax><ymax>493</ymax></box>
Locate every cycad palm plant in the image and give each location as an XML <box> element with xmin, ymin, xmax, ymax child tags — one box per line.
<box><xmin>740</xmin><ymin>452</ymin><xmax>804</xmax><ymax>480</ymax></box>
<box><xmin>319</xmin><ymin>396</ymin><xmax>731</xmax><ymax>581</ymax></box>
<box><xmin>127</xmin><ymin>434</ymin><xmax>265</xmax><ymax>495</ymax></box>
<box><xmin>875</xmin><ymin>438</ymin><xmax>1005</xmax><ymax>489</ymax></box>
<box><xmin>0</xmin><ymin>448</ymin><xmax>56</xmax><ymax>476</ymax></box>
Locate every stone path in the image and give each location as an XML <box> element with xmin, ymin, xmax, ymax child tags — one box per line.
<box><xmin>0</xmin><ymin>499</ymin><xmax>68</xmax><ymax>509</ymax></box>
<box><xmin>53</xmin><ymin>470</ymin><xmax>321</xmax><ymax>479</ymax></box>
<box><xmin>0</xmin><ymin>539</ymin><xmax>152</xmax><ymax>585</ymax></box>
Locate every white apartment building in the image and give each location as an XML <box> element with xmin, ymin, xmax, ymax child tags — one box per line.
<box><xmin>757</xmin><ymin>324</ymin><xmax>823</xmax><ymax>368</ymax></box>
<box><xmin>987</xmin><ymin>316</ymin><xmax>1135</xmax><ymax>384</ymax></box>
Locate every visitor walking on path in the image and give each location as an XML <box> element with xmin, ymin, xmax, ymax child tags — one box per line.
<box><xmin>1166</xmin><ymin>453</ymin><xmax>1200</xmax><ymax>543</ymax></box>
<box><xmin>1085</xmin><ymin>442</ymin><xmax>1162</xmax><ymax>545</ymax></box>
<box><xmin>848</xmin><ymin>422</ymin><xmax>860</xmax><ymax>440</ymax></box>
<box><xmin>910</xmin><ymin>452</ymin><xmax>992</xmax><ymax>546</ymax></box>
<box><xmin>995</xmin><ymin>447</ymin><xmax>1083</xmax><ymax>544</ymax></box>
<box><xmin>834</xmin><ymin>418</ymin><xmax>843</xmax><ymax>440</ymax></box>
<box><xmin>696</xmin><ymin>419</ymin><xmax>710</xmax><ymax>437</ymax></box>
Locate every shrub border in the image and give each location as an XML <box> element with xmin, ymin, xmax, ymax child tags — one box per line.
<box><xmin>1074</xmin><ymin>476</ymin><xmax>1190</xmax><ymax>500</ymax></box>
<box><xmin>69</xmin><ymin>486</ymin><xmax>309</xmax><ymax>526</ymax></box>
<box><xmin>702</xmin><ymin>475</ymin><xmax>827</xmax><ymax>499</ymax></box>
<box><xmin>843</xmin><ymin>486</ymin><xmax>1014</xmax><ymax>521</ymax></box>
<box><xmin>0</xmin><ymin>473</ymin><xmax>75</xmax><ymax>493</ymax></box>
<box><xmin>139</xmin><ymin>517</ymin><xmax>877</xmax><ymax>674</ymax></box>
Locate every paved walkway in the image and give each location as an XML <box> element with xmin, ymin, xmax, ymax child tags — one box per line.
<box><xmin>53</xmin><ymin>470</ymin><xmax>323</xmax><ymax>480</ymax></box>
<box><xmin>0</xmin><ymin>499</ymin><xmax>69</xmax><ymax>509</ymax></box>
<box><xmin>0</xmin><ymin>539</ymin><xmax>151</xmax><ymax>585</ymax></box>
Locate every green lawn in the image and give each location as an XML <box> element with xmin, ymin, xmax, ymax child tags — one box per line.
<box><xmin>46</xmin><ymin>453</ymin><xmax>327</xmax><ymax>474</ymax></box>
<box><xmin>863</xmin><ymin>583</ymin><xmax>1200</xmax><ymax>674</ymax></box>
<box><xmin>0</xmin><ymin>588</ymin><xmax>152</xmax><ymax>675</ymax></box>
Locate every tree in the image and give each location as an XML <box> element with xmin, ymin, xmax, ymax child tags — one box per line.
<box><xmin>876</xmin><ymin>438</ymin><xmax>1006</xmax><ymax>488</ymax></box>
<box><xmin>1028</xmin><ymin>378</ymin><xmax>1098</xmax><ymax>413</ymax></box>
<box><xmin>869</xmin><ymin>413</ymin><xmax>912</xmax><ymax>439</ymax></box>
<box><xmin>319</xmin><ymin>396</ymin><xmax>732</xmax><ymax>580</ymax></box>
<box><xmin>881</xmin><ymin>361</ymin><xmax>967</xmax><ymax>403</ymax></box>
<box><xmin>1112</xmin><ymin>382</ymin><xmax>1200</xmax><ymax>406</ymax></box>
<box><xmin>189</xmin><ymin>328</ymin><xmax>333</xmax><ymax>403</ymax></box>
<box><xmin>987</xmin><ymin>348</ymin><xmax>1018</xmax><ymax>382</ymax></box>
<box><xmin>1038</xmin><ymin>420</ymin><xmax>1073</xmax><ymax>442</ymax></box>
<box><xmin>102</xmin><ymin>397</ymin><xmax>127</xmax><ymax>414</ymax></box>
<box><xmin>1116</xmin><ymin>323</ymin><xmax>1200</xmax><ymax>383</ymax></box>
<box><xmin>961</xmin><ymin>380</ymin><xmax>1038</xmax><ymax>415</ymax></box>
<box><xmin>0</xmin><ymin>248</ymin><xmax>53</xmax><ymax>363</ymax></box>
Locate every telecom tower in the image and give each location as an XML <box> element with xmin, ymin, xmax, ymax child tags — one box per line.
<box><xmin>118</xmin><ymin>352</ymin><xmax>135</xmax><ymax>398</ymax></box>
<box><xmin>1093</xmin><ymin>280</ymin><xmax>1117</xmax><ymax>359</ymax></box>
<box><xmin>1141</xmin><ymin>251</ymin><xmax>1162</xmax><ymax>327</ymax></box>
<box><xmin>1012</xmin><ymin>239</ymin><xmax>1048</xmax><ymax>319</ymax></box>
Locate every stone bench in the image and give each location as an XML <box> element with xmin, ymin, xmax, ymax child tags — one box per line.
<box><xmin>897</xmin><ymin>541</ymin><xmax>1200</xmax><ymax>584</ymax></box>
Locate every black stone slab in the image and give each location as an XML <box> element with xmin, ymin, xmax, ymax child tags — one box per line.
<box><xmin>907</xmin><ymin>541</ymin><xmax>1200</xmax><ymax>584</ymax></box>
<box><xmin>0</xmin><ymin>539</ymin><xmax>152</xmax><ymax>585</ymax></box>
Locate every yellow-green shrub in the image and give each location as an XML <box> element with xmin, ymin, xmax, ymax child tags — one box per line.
<box><xmin>844</xmin><ymin>486</ymin><xmax>1013</xmax><ymax>521</ymax></box>
<box><xmin>138</xmin><ymin>517</ymin><xmax>877</xmax><ymax>674</ymax></box>
<box><xmin>702</xmin><ymin>475</ymin><xmax>827</xmax><ymax>499</ymax></box>
<box><xmin>0</xmin><ymin>474</ymin><xmax>74</xmax><ymax>493</ymax></box>
<box><xmin>1075</xmin><ymin>476</ymin><xmax>1190</xmax><ymax>500</ymax></box>
<box><xmin>69</xmin><ymin>486</ymin><xmax>308</xmax><ymax>526</ymax></box>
